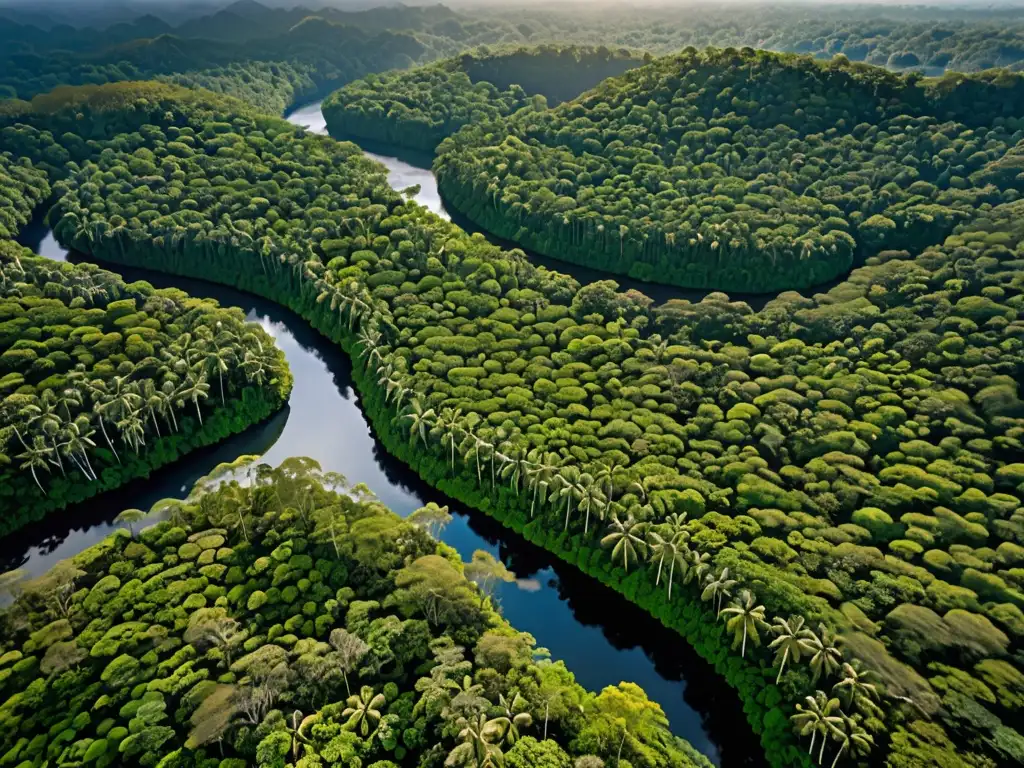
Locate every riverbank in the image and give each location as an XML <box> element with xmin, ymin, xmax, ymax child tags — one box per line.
<box><xmin>0</xmin><ymin>236</ymin><xmax>759</xmax><ymax>766</ymax></box>
<box><xmin>58</xmin><ymin>205</ymin><xmax>793</xmax><ymax>766</ymax></box>
<box><xmin>309</xmin><ymin>109</ymin><xmax>858</xmax><ymax>310</ymax></box>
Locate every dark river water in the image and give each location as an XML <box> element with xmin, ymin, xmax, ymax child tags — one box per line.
<box><xmin>3</xmin><ymin>101</ymin><xmax>769</xmax><ymax>767</ymax></box>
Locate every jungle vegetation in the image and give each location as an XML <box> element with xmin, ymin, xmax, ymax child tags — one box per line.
<box><xmin>434</xmin><ymin>47</ymin><xmax>1024</xmax><ymax>292</ymax></box>
<box><xmin>0</xmin><ymin>458</ymin><xmax>709</xmax><ymax>768</ymax></box>
<box><xmin>5</xmin><ymin>76</ymin><xmax>1023</xmax><ymax>768</ymax></box>
<box><xmin>476</xmin><ymin>4</ymin><xmax>1024</xmax><ymax>74</ymax></box>
<box><xmin>0</xmin><ymin>17</ymin><xmax>434</xmax><ymax>115</ymax></box>
<box><xmin>5</xmin><ymin>2</ymin><xmax>1023</xmax><ymax>76</ymax></box>
<box><xmin>0</xmin><ymin>244</ymin><xmax>291</xmax><ymax>534</ymax></box>
<box><xmin>322</xmin><ymin>46</ymin><xmax>648</xmax><ymax>154</ymax></box>
<box><xmin>6</xmin><ymin>1</ymin><xmax>1024</xmax><ymax>119</ymax></box>
<box><xmin>0</xmin><ymin>152</ymin><xmax>49</xmax><ymax>243</ymax></box>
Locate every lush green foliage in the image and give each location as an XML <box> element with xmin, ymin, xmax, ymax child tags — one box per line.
<box><xmin>16</xmin><ymin>78</ymin><xmax>1024</xmax><ymax>768</ymax></box>
<box><xmin>0</xmin><ymin>17</ymin><xmax>432</xmax><ymax>114</ymax></box>
<box><xmin>4</xmin><ymin>2</ymin><xmax>1024</xmax><ymax>77</ymax></box>
<box><xmin>0</xmin><ymin>152</ymin><xmax>49</xmax><ymax>241</ymax></box>
<box><xmin>0</xmin><ymin>460</ymin><xmax>708</xmax><ymax>768</ymax></box>
<box><xmin>322</xmin><ymin>45</ymin><xmax>647</xmax><ymax>153</ymax></box>
<box><xmin>435</xmin><ymin>47</ymin><xmax>1024</xmax><ymax>292</ymax></box>
<box><xmin>0</xmin><ymin>245</ymin><xmax>290</xmax><ymax>533</ymax></box>
<box><xmin>476</xmin><ymin>4</ymin><xmax>1024</xmax><ymax>73</ymax></box>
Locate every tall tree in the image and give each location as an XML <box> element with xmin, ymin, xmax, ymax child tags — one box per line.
<box><xmin>601</xmin><ymin>513</ymin><xmax>648</xmax><ymax>573</ymax></box>
<box><xmin>720</xmin><ymin>589</ymin><xmax>768</xmax><ymax>658</ymax></box>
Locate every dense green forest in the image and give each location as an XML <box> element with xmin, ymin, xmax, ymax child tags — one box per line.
<box><xmin>0</xmin><ymin>139</ymin><xmax>290</xmax><ymax>533</ymax></box>
<box><xmin>5</xmin><ymin>77</ymin><xmax>1022</xmax><ymax>768</ymax></box>
<box><xmin>0</xmin><ymin>459</ymin><xmax>709</xmax><ymax>768</ymax></box>
<box><xmin>2</xmin><ymin>5</ymin><xmax>1024</xmax><ymax>768</ymax></box>
<box><xmin>4</xmin><ymin>2</ymin><xmax>1024</xmax><ymax>75</ymax></box>
<box><xmin>434</xmin><ymin>47</ymin><xmax>1024</xmax><ymax>292</ymax></box>
<box><xmin>322</xmin><ymin>45</ymin><xmax>647</xmax><ymax>153</ymax></box>
<box><xmin>0</xmin><ymin>152</ymin><xmax>49</xmax><ymax>241</ymax></box>
<box><xmin>0</xmin><ymin>245</ymin><xmax>291</xmax><ymax>533</ymax></box>
<box><xmin>0</xmin><ymin>16</ymin><xmax>434</xmax><ymax>116</ymax></box>
<box><xmin>5</xmin><ymin>1</ymin><xmax>1024</xmax><ymax>118</ymax></box>
<box><xmin>477</xmin><ymin>4</ymin><xmax>1024</xmax><ymax>73</ymax></box>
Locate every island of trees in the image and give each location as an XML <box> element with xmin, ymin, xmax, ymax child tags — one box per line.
<box><xmin>0</xmin><ymin>458</ymin><xmax>709</xmax><ymax>768</ymax></box>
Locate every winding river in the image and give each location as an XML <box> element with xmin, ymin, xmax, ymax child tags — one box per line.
<box><xmin>3</xmin><ymin>101</ymin><xmax>769</xmax><ymax>768</ymax></box>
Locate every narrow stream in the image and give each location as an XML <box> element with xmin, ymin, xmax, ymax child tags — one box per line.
<box><xmin>1</xmin><ymin>102</ymin><xmax>771</xmax><ymax>768</ymax></box>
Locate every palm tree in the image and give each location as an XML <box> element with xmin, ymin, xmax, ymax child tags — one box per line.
<box><xmin>114</xmin><ymin>508</ymin><xmax>147</xmax><ymax>539</ymax></box>
<box><xmin>60</xmin><ymin>416</ymin><xmax>98</xmax><ymax>481</ymax></box>
<box><xmin>158</xmin><ymin>381</ymin><xmax>180</xmax><ymax>433</ymax></box>
<box><xmin>180</xmin><ymin>373</ymin><xmax>211</xmax><ymax>425</ymax></box>
<box><xmin>769</xmin><ymin>615</ymin><xmax>816</xmax><ymax>684</ymax></box>
<box><xmin>700</xmin><ymin>567</ymin><xmax>737</xmax><ymax>617</ymax></box>
<box><xmin>116</xmin><ymin>407</ymin><xmax>147</xmax><ymax>454</ymax></box>
<box><xmin>356</xmin><ymin>326</ymin><xmax>383</xmax><ymax>367</ymax></box>
<box><xmin>241</xmin><ymin>350</ymin><xmax>267</xmax><ymax>387</ymax></box>
<box><xmin>343</xmin><ymin>685</ymin><xmax>386</xmax><ymax>737</ymax></box>
<box><xmin>287</xmin><ymin>710</ymin><xmax>319</xmax><ymax>762</ymax></box>
<box><xmin>439</xmin><ymin>407</ymin><xmax>463</xmax><ymax>473</ymax></box>
<box><xmin>557</xmin><ymin>466</ymin><xmax>582</xmax><ymax>531</ymax></box>
<box><xmin>594</xmin><ymin>461</ymin><xmax>623</xmax><ymax>506</ymax></box>
<box><xmin>137</xmin><ymin>379</ymin><xmax>164</xmax><ymax>438</ymax></box>
<box><xmin>832</xmin><ymin>660</ymin><xmax>882</xmax><ymax>718</ymax></box>
<box><xmin>663</xmin><ymin>512</ymin><xmax>690</xmax><ymax>546</ymax></box>
<box><xmin>25</xmin><ymin>397</ymin><xmax>64</xmax><ymax>476</ymax></box>
<box><xmin>401</xmin><ymin>399</ymin><xmax>436</xmax><ymax>447</ymax></box>
<box><xmin>827</xmin><ymin>713</ymin><xmax>873</xmax><ymax>768</ymax></box>
<box><xmin>807</xmin><ymin>625</ymin><xmax>844</xmax><ymax>684</ymax></box>
<box><xmin>526</xmin><ymin>452</ymin><xmax>558</xmax><ymax>518</ymax></box>
<box><xmin>184</xmin><ymin>616</ymin><xmax>242</xmax><ymax>668</ymax></box>
<box><xmin>13</xmin><ymin>428</ymin><xmax>52</xmax><ymax>494</ymax></box>
<box><xmin>684</xmin><ymin>549</ymin><xmax>712</xmax><ymax>587</ymax></box>
<box><xmin>792</xmin><ymin>691</ymin><xmax>844</xmax><ymax>765</ymax></box>
<box><xmin>199</xmin><ymin>334</ymin><xmax>232</xmax><ymax>405</ymax></box>
<box><xmin>601</xmin><ymin>513</ymin><xmax>648</xmax><ymax>573</ymax></box>
<box><xmin>89</xmin><ymin>379</ymin><xmax>123</xmax><ymax>464</ymax></box>
<box><xmin>446</xmin><ymin>712</ymin><xmax>504</xmax><ymax>768</ymax></box>
<box><xmin>492</xmin><ymin>691</ymin><xmax>532</xmax><ymax>746</ymax></box>
<box><xmin>720</xmin><ymin>589</ymin><xmax>769</xmax><ymax>658</ymax></box>
<box><xmin>646</xmin><ymin>530</ymin><xmax>682</xmax><ymax>595</ymax></box>
<box><xmin>459</xmin><ymin>421</ymin><xmax>484</xmax><ymax>486</ymax></box>
<box><xmin>499</xmin><ymin>449</ymin><xmax>531</xmax><ymax>497</ymax></box>
<box><xmin>577</xmin><ymin>474</ymin><xmax>606</xmax><ymax>535</ymax></box>
<box><xmin>329</xmin><ymin>628</ymin><xmax>369</xmax><ymax>698</ymax></box>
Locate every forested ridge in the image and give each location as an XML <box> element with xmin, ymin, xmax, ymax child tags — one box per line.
<box><xmin>6</xmin><ymin>0</ymin><xmax>1024</xmax><ymax>119</ymax></box>
<box><xmin>4</xmin><ymin>2</ymin><xmax>1024</xmax><ymax>75</ymax></box>
<box><xmin>0</xmin><ymin>17</ymin><xmax>433</xmax><ymax>116</ymax></box>
<box><xmin>322</xmin><ymin>45</ymin><xmax>648</xmax><ymax>154</ymax></box>
<box><xmin>2</xmin><ymin>76</ymin><xmax>1021</xmax><ymax>768</ymax></box>
<box><xmin>479</xmin><ymin>4</ymin><xmax>1024</xmax><ymax>74</ymax></box>
<box><xmin>0</xmin><ymin>460</ymin><xmax>708</xmax><ymax>768</ymax></box>
<box><xmin>434</xmin><ymin>47</ymin><xmax>1024</xmax><ymax>292</ymax></box>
